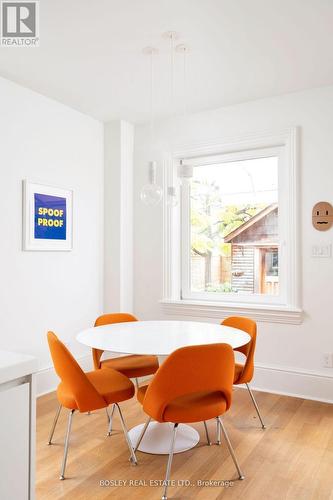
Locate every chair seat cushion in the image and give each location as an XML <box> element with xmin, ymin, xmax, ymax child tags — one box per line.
<box><xmin>137</xmin><ymin>385</ymin><xmax>227</xmax><ymax>423</ymax></box>
<box><xmin>137</xmin><ymin>384</ymin><xmax>148</xmax><ymax>404</ymax></box>
<box><xmin>57</xmin><ymin>368</ymin><xmax>134</xmax><ymax>411</ymax></box>
<box><xmin>101</xmin><ymin>354</ymin><xmax>159</xmax><ymax>378</ymax></box>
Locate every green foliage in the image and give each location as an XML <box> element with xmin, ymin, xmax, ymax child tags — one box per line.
<box><xmin>205</xmin><ymin>282</ymin><xmax>237</xmax><ymax>293</ymax></box>
<box><xmin>190</xmin><ymin>177</ymin><xmax>266</xmax><ymax>257</ymax></box>
<box><xmin>218</xmin><ymin>242</ymin><xmax>231</xmax><ymax>257</ymax></box>
<box><xmin>191</xmin><ymin>234</ymin><xmax>213</xmax><ymax>254</ymax></box>
<box><xmin>217</xmin><ymin>204</ymin><xmax>265</xmax><ymax>237</ymax></box>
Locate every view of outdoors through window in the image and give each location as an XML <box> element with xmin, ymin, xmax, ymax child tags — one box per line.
<box><xmin>190</xmin><ymin>156</ymin><xmax>279</xmax><ymax>296</ymax></box>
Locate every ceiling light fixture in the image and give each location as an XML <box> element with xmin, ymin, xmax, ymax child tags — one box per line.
<box><xmin>163</xmin><ymin>31</ymin><xmax>182</xmax><ymax>207</ymax></box>
<box><xmin>140</xmin><ymin>34</ymin><xmax>191</xmax><ymax>208</ymax></box>
<box><xmin>177</xmin><ymin>43</ymin><xmax>193</xmax><ymax>186</ymax></box>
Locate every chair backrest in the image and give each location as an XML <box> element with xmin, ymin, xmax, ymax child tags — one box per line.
<box><xmin>142</xmin><ymin>343</ymin><xmax>234</xmax><ymax>423</ymax></box>
<box><xmin>47</xmin><ymin>331</ymin><xmax>106</xmax><ymax>412</ymax></box>
<box><xmin>221</xmin><ymin>316</ymin><xmax>257</xmax><ymax>383</ymax></box>
<box><xmin>92</xmin><ymin>313</ymin><xmax>138</xmax><ymax>369</ymax></box>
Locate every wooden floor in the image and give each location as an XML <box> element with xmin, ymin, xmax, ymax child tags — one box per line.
<box><xmin>36</xmin><ymin>388</ymin><xmax>333</xmax><ymax>500</ymax></box>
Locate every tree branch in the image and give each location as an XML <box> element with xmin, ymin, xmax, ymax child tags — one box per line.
<box><xmin>191</xmin><ymin>247</ymin><xmax>207</xmax><ymax>257</ymax></box>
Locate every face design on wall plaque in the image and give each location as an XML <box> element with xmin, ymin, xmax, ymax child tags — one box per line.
<box><xmin>312</xmin><ymin>201</ymin><xmax>333</xmax><ymax>231</ymax></box>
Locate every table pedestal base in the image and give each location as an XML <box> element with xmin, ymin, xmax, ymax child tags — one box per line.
<box><xmin>129</xmin><ymin>421</ymin><xmax>200</xmax><ymax>455</ymax></box>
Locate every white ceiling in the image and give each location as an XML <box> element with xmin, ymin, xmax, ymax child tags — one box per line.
<box><xmin>1</xmin><ymin>0</ymin><xmax>333</xmax><ymax>123</ymax></box>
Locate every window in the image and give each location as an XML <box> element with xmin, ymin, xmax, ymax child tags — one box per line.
<box><xmin>181</xmin><ymin>148</ymin><xmax>285</xmax><ymax>305</ymax></box>
<box><xmin>188</xmin><ymin>154</ymin><xmax>279</xmax><ymax>298</ymax></box>
<box><xmin>162</xmin><ymin>129</ymin><xmax>301</xmax><ymax>323</ymax></box>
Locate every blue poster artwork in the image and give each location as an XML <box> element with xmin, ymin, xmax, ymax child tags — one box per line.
<box><xmin>34</xmin><ymin>193</ymin><xmax>67</xmax><ymax>240</ymax></box>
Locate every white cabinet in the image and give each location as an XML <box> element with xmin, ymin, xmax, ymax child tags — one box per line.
<box><xmin>0</xmin><ymin>352</ymin><xmax>37</xmax><ymax>500</ymax></box>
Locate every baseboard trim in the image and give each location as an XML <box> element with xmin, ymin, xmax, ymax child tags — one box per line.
<box><xmin>251</xmin><ymin>362</ymin><xmax>333</xmax><ymax>404</ymax></box>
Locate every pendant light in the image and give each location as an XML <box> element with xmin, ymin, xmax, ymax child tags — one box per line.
<box><xmin>140</xmin><ymin>160</ymin><xmax>163</xmax><ymax>206</ymax></box>
<box><xmin>140</xmin><ymin>46</ymin><xmax>163</xmax><ymax>206</ymax></box>
<box><xmin>178</xmin><ymin>159</ymin><xmax>193</xmax><ymax>180</ymax></box>
<box><xmin>166</xmin><ymin>41</ymin><xmax>193</xmax><ymax>202</ymax></box>
<box><xmin>163</xmin><ymin>31</ymin><xmax>181</xmax><ymax>208</ymax></box>
<box><xmin>175</xmin><ymin>43</ymin><xmax>193</xmax><ymax>188</ymax></box>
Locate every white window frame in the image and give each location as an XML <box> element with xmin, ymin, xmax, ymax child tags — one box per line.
<box><xmin>161</xmin><ymin>128</ymin><xmax>302</xmax><ymax>324</ymax></box>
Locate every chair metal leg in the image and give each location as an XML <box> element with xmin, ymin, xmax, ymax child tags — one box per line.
<box><xmin>48</xmin><ymin>404</ymin><xmax>62</xmax><ymax>445</ymax></box>
<box><xmin>134</xmin><ymin>417</ymin><xmax>151</xmax><ymax>453</ymax></box>
<box><xmin>107</xmin><ymin>404</ymin><xmax>116</xmax><ymax>436</ymax></box>
<box><xmin>203</xmin><ymin>421</ymin><xmax>212</xmax><ymax>446</ymax></box>
<box><xmin>135</xmin><ymin>378</ymin><xmax>139</xmax><ymax>389</ymax></box>
<box><xmin>216</xmin><ymin>416</ymin><xmax>221</xmax><ymax>444</ymax></box>
<box><xmin>217</xmin><ymin>417</ymin><xmax>244</xmax><ymax>480</ymax></box>
<box><xmin>115</xmin><ymin>403</ymin><xmax>138</xmax><ymax>465</ymax></box>
<box><xmin>246</xmin><ymin>383</ymin><xmax>266</xmax><ymax>429</ymax></box>
<box><xmin>162</xmin><ymin>423</ymin><xmax>178</xmax><ymax>500</ymax></box>
<box><xmin>60</xmin><ymin>410</ymin><xmax>75</xmax><ymax>480</ymax></box>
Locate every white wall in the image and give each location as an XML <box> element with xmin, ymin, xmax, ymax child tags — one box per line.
<box><xmin>133</xmin><ymin>85</ymin><xmax>333</xmax><ymax>402</ymax></box>
<box><xmin>0</xmin><ymin>77</ymin><xmax>104</xmax><ymax>394</ymax></box>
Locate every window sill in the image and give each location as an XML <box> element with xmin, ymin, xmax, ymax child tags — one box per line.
<box><xmin>160</xmin><ymin>299</ymin><xmax>303</xmax><ymax>325</ymax></box>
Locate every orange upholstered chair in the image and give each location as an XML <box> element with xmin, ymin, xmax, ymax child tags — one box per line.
<box><xmin>93</xmin><ymin>313</ymin><xmax>159</xmax><ymax>382</ymax></box>
<box><xmin>222</xmin><ymin>316</ymin><xmax>265</xmax><ymax>429</ymax></box>
<box><xmin>47</xmin><ymin>332</ymin><xmax>137</xmax><ymax>480</ymax></box>
<box><xmin>135</xmin><ymin>344</ymin><xmax>244</xmax><ymax>500</ymax></box>
<box><xmin>92</xmin><ymin>313</ymin><xmax>159</xmax><ymax>434</ymax></box>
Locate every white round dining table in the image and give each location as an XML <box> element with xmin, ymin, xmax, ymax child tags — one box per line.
<box><xmin>76</xmin><ymin>320</ymin><xmax>250</xmax><ymax>455</ymax></box>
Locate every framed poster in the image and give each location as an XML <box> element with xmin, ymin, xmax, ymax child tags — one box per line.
<box><xmin>23</xmin><ymin>180</ymin><xmax>73</xmax><ymax>251</ymax></box>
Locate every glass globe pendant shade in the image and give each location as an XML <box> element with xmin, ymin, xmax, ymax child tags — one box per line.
<box><xmin>140</xmin><ymin>183</ymin><xmax>163</xmax><ymax>206</ymax></box>
<box><xmin>140</xmin><ymin>160</ymin><xmax>163</xmax><ymax>206</ymax></box>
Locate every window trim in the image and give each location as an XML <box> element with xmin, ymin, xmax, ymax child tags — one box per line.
<box><xmin>162</xmin><ymin>127</ymin><xmax>302</xmax><ymax>324</ymax></box>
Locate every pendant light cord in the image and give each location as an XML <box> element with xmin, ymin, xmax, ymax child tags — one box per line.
<box><xmin>149</xmin><ymin>49</ymin><xmax>155</xmax><ymax>148</ymax></box>
<box><xmin>170</xmin><ymin>34</ymin><xmax>175</xmax><ymax>112</ymax></box>
<box><xmin>183</xmin><ymin>45</ymin><xmax>187</xmax><ymax>115</ymax></box>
